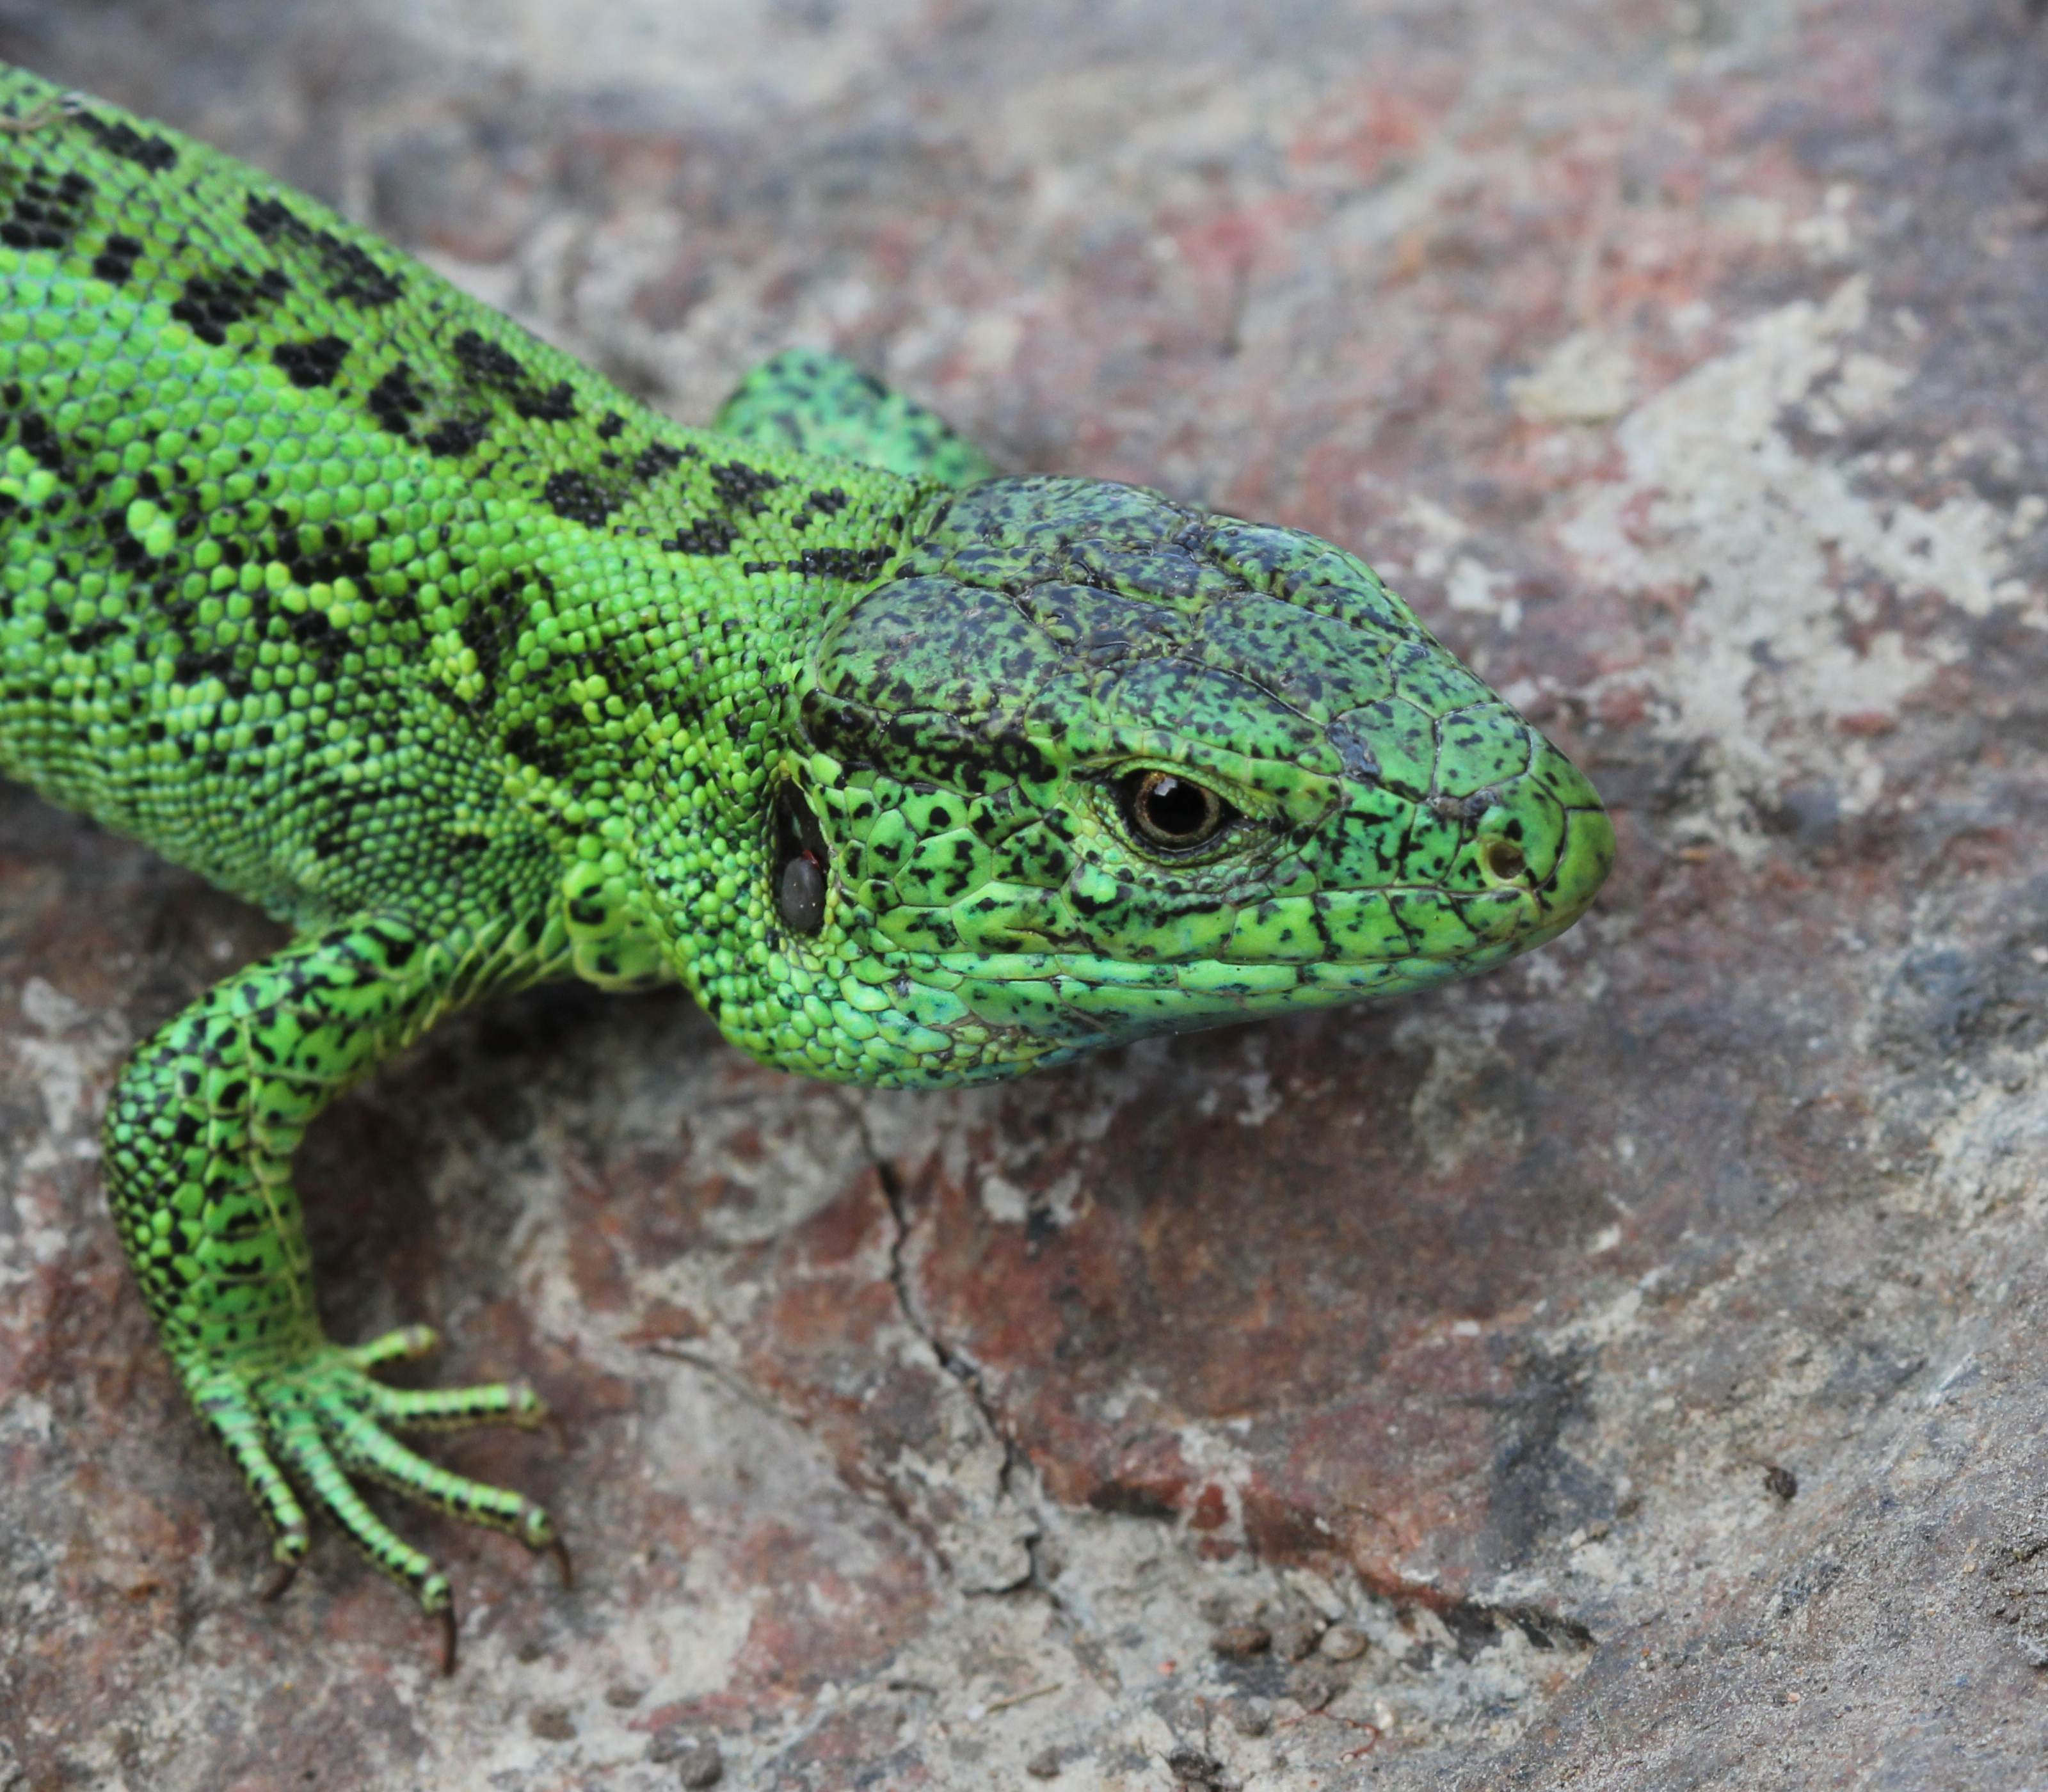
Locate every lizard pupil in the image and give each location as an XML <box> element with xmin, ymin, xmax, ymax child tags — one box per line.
<box><xmin>1124</xmin><ymin>769</ymin><xmax>1228</xmax><ymax>851</ymax></box>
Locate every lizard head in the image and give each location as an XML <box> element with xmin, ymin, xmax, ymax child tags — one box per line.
<box><xmin>731</xmin><ymin>475</ymin><xmax>1610</xmax><ymax>1087</ymax></box>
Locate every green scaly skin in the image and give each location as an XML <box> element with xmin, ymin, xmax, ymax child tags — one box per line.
<box><xmin>0</xmin><ymin>63</ymin><xmax>1614</xmax><ymax>1660</ymax></box>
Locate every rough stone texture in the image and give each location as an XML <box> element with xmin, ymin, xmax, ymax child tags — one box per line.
<box><xmin>6</xmin><ymin>0</ymin><xmax>2048</xmax><ymax>1785</ymax></box>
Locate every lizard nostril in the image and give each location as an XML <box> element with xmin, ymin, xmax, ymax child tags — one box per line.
<box><xmin>1478</xmin><ymin>836</ymin><xmax>1528</xmax><ymax>884</ymax></box>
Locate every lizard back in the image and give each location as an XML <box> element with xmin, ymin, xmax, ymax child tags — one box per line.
<box><xmin>0</xmin><ymin>64</ymin><xmax>916</xmax><ymax>936</ymax></box>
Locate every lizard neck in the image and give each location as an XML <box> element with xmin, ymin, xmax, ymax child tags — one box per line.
<box><xmin>458</xmin><ymin>460</ymin><xmax>934</xmax><ymax>989</ymax></box>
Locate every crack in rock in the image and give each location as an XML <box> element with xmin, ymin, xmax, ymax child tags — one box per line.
<box><xmin>852</xmin><ymin>1108</ymin><xmax>1039</xmax><ymax>1594</ymax></box>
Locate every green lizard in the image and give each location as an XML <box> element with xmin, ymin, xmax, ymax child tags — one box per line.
<box><xmin>0</xmin><ymin>62</ymin><xmax>1613</xmax><ymax>1667</ymax></box>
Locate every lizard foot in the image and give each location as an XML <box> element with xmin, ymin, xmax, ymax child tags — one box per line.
<box><xmin>185</xmin><ymin>1324</ymin><xmax>563</xmax><ymax>1668</ymax></box>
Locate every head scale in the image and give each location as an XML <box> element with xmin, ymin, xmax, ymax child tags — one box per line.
<box><xmin>716</xmin><ymin>476</ymin><xmax>1611</xmax><ymax>1087</ymax></box>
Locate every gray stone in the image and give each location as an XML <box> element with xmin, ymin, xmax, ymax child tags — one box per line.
<box><xmin>6</xmin><ymin>1</ymin><xmax>2048</xmax><ymax>1787</ymax></box>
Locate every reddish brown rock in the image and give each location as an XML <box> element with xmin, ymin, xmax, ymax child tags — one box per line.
<box><xmin>8</xmin><ymin>1</ymin><xmax>2048</xmax><ymax>1787</ymax></box>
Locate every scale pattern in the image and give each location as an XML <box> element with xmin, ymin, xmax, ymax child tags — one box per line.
<box><xmin>0</xmin><ymin>61</ymin><xmax>1613</xmax><ymax>1654</ymax></box>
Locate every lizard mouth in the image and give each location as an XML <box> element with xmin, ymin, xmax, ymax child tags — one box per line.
<box><xmin>845</xmin><ymin>736</ymin><xmax>1613</xmax><ymax>1061</ymax></box>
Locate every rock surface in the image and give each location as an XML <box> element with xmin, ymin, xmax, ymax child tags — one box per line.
<box><xmin>6</xmin><ymin>1</ymin><xmax>2048</xmax><ymax>1786</ymax></box>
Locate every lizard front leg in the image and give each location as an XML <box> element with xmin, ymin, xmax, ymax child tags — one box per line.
<box><xmin>102</xmin><ymin>910</ymin><xmax>570</xmax><ymax>1669</ymax></box>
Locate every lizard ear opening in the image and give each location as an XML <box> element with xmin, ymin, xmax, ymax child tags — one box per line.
<box><xmin>774</xmin><ymin>783</ymin><xmax>829</xmax><ymax>936</ymax></box>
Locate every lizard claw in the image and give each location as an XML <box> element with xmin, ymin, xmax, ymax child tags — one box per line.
<box><xmin>185</xmin><ymin>1335</ymin><xmax>562</xmax><ymax>1665</ymax></box>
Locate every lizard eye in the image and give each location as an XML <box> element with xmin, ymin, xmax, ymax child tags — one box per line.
<box><xmin>1119</xmin><ymin>769</ymin><xmax>1233</xmax><ymax>853</ymax></box>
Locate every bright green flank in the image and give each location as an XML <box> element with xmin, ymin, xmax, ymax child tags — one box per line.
<box><xmin>0</xmin><ymin>63</ymin><xmax>1612</xmax><ymax>1664</ymax></box>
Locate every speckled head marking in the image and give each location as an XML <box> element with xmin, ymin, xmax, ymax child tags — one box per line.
<box><xmin>687</xmin><ymin>475</ymin><xmax>1613</xmax><ymax>1089</ymax></box>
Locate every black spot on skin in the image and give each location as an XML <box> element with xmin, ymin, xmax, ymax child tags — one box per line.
<box><xmin>452</xmin><ymin>329</ymin><xmax>525</xmax><ymax>384</ymax></box>
<box><xmin>91</xmin><ymin>231</ymin><xmax>141</xmax><ymax>284</ymax></box>
<box><xmin>272</xmin><ymin>335</ymin><xmax>350</xmax><ymax>389</ymax></box>
<box><xmin>1</xmin><ymin>168</ymin><xmax>94</xmax><ymax>252</ymax></box>
<box><xmin>450</xmin><ymin>328</ymin><xmax>578</xmax><ymax>422</ymax></box>
<box><xmin>517</xmin><ymin>380</ymin><xmax>576</xmax><ymax>423</ymax></box>
<box><xmin>710</xmin><ymin>460</ymin><xmax>785</xmax><ymax>516</ymax></box>
<box><xmin>509</xmin><ymin>724</ymin><xmax>573</xmax><ymax>782</ymax></box>
<box><xmin>170</xmin><ymin>266</ymin><xmax>289</xmax><ymax>347</ymax></box>
<box><xmin>171</xmin><ymin>646</ymin><xmax>236</xmax><ymax>685</ymax></box>
<box><xmin>15</xmin><ymin>411</ymin><xmax>65</xmax><ymax>476</ymax></box>
<box><xmin>632</xmin><ymin>442</ymin><xmax>685</xmax><ymax>479</ymax></box>
<box><xmin>422</xmin><ymin>417</ymin><xmax>489</xmax><ymax>458</ymax></box>
<box><xmin>367</xmin><ymin>362</ymin><xmax>426</xmax><ymax>436</ymax></box>
<box><xmin>661</xmin><ymin>517</ymin><xmax>739</xmax><ymax>557</ymax></box>
<box><xmin>796</xmin><ymin>545</ymin><xmax>892</xmax><ymax>583</ymax></box>
<box><xmin>799</xmin><ymin>691</ymin><xmax>1058</xmax><ymax>794</ymax></box>
<box><xmin>792</xmin><ymin>487</ymin><xmax>852</xmax><ymax>531</ymax></box>
<box><xmin>324</xmin><ymin>239</ymin><xmax>403</xmax><ymax>307</ymax></box>
<box><xmin>596</xmin><ymin>412</ymin><xmax>625</xmax><ymax>440</ymax></box>
<box><xmin>244</xmin><ymin>194</ymin><xmax>404</xmax><ymax>306</ymax></box>
<box><xmin>543</xmin><ymin>470</ymin><xmax>612</xmax><ymax>527</ymax></box>
<box><xmin>78</xmin><ymin>112</ymin><xmax>177</xmax><ymax>173</ymax></box>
